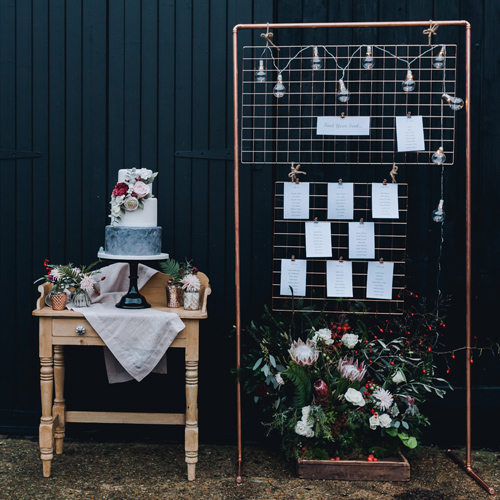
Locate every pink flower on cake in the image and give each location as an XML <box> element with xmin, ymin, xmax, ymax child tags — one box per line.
<box><xmin>112</xmin><ymin>182</ymin><xmax>129</xmax><ymax>197</ymax></box>
<box><xmin>131</xmin><ymin>181</ymin><xmax>150</xmax><ymax>199</ymax></box>
<box><xmin>123</xmin><ymin>196</ymin><xmax>139</xmax><ymax>211</ymax></box>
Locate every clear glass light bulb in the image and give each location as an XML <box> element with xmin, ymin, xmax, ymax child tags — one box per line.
<box><xmin>432</xmin><ymin>147</ymin><xmax>446</xmax><ymax>165</ymax></box>
<box><xmin>273</xmin><ymin>74</ymin><xmax>286</xmax><ymax>98</ymax></box>
<box><xmin>433</xmin><ymin>46</ymin><xmax>446</xmax><ymax>69</ymax></box>
<box><xmin>402</xmin><ymin>69</ymin><xmax>416</xmax><ymax>92</ymax></box>
<box><xmin>442</xmin><ymin>93</ymin><xmax>464</xmax><ymax>111</ymax></box>
<box><xmin>432</xmin><ymin>199</ymin><xmax>446</xmax><ymax>222</ymax></box>
<box><xmin>255</xmin><ymin>59</ymin><xmax>266</xmax><ymax>82</ymax></box>
<box><xmin>311</xmin><ymin>46</ymin><xmax>322</xmax><ymax>70</ymax></box>
<box><xmin>337</xmin><ymin>79</ymin><xmax>350</xmax><ymax>103</ymax></box>
<box><xmin>362</xmin><ymin>45</ymin><xmax>374</xmax><ymax>69</ymax></box>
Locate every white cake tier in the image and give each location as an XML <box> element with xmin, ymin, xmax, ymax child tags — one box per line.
<box><xmin>116</xmin><ymin>197</ymin><xmax>158</xmax><ymax>227</ymax></box>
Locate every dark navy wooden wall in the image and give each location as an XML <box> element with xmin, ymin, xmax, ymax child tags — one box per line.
<box><xmin>0</xmin><ymin>0</ymin><xmax>498</xmax><ymax>446</ymax></box>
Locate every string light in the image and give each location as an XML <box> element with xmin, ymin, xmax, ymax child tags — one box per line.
<box><xmin>402</xmin><ymin>68</ymin><xmax>416</xmax><ymax>92</ymax></box>
<box><xmin>273</xmin><ymin>74</ymin><xmax>286</xmax><ymax>98</ymax></box>
<box><xmin>432</xmin><ymin>147</ymin><xmax>446</xmax><ymax>165</ymax></box>
<box><xmin>432</xmin><ymin>199</ymin><xmax>446</xmax><ymax>222</ymax></box>
<box><xmin>337</xmin><ymin>79</ymin><xmax>350</xmax><ymax>103</ymax></box>
<box><xmin>442</xmin><ymin>93</ymin><xmax>464</xmax><ymax>111</ymax></box>
<box><xmin>433</xmin><ymin>46</ymin><xmax>446</xmax><ymax>69</ymax></box>
<box><xmin>255</xmin><ymin>59</ymin><xmax>266</xmax><ymax>82</ymax></box>
<box><xmin>311</xmin><ymin>46</ymin><xmax>322</xmax><ymax>70</ymax></box>
<box><xmin>362</xmin><ymin>45</ymin><xmax>374</xmax><ymax>69</ymax></box>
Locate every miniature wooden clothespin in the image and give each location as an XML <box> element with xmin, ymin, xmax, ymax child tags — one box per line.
<box><xmin>288</xmin><ymin>162</ymin><xmax>306</xmax><ymax>183</ymax></box>
<box><xmin>339</xmin><ymin>256</ymin><xmax>344</xmax><ymax>263</ymax></box>
<box><xmin>340</xmin><ymin>112</ymin><xmax>346</xmax><ymax>119</ymax></box>
<box><xmin>423</xmin><ymin>20</ymin><xmax>439</xmax><ymax>45</ymax></box>
<box><xmin>314</xmin><ymin>217</ymin><xmax>318</xmax><ymax>223</ymax></box>
<box><xmin>383</xmin><ymin>178</ymin><xmax>388</xmax><ymax>186</ymax></box>
<box><xmin>338</xmin><ymin>178</ymin><xmax>343</xmax><ymax>185</ymax></box>
<box><xmin>379</xmin><ymin>258</ymin><xmax>384</xmax><ymax>264</ymax></box>
<box><xmin>260</xmin><ymin>23</ymin><xmax>280</xmax><ymax>51</ymax></box>
<box><xmin>360</xmin><ymin>218</ymin><xmax>364</xmax><ymax>224</ymax></box>
<box><xmin>390</xmin><ymin>164</ymin><xmax>399</xmax><ymax>184</ymax></box>
<box><xmin>407</xmin><ymin>111</ymin><xmax>412</xmax><ymax>118</ymax></box>
<box><xmin>291</xmin><ymin>255</ymin><xmax>296</xmax><ymax>262</ymax></box>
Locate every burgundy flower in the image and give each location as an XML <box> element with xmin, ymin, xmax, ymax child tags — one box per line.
<box><xmin>314</xmin><ymin>379</ymin><xmax>329</xmax><ymax>397</ymax></box>
<box><xmin>112</xmin><ymin>182</ymin><xmax>129</xmax><ymax>197</ymax></box>
<box><xmin>255</xmin><ymin>383</ymin><xmax>268</xmax><ymax>397</ymax></box>
<box><xmin>406</xmin><ymin>396</ymin><xmax>415</xmax><ymax>406</ymax></box>
<box><xmin>192</xmin><ymin>267</ymin><xmax>199</xmax><ymax>274</ymax></box>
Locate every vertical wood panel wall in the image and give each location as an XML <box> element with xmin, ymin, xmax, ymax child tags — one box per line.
<box><xmin>0</xmin><ymin>1</ymin><xmax>497</xmax><ymax>441</ymax></box>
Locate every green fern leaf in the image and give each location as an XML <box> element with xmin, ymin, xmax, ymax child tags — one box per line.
<box><xmin>282</xmin><ymin>364</ymin><xmax>312</xmax><ymax>408</ymax></box>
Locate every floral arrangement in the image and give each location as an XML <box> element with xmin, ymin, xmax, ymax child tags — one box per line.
<box><xmin>242</xmin><ymin>295</ymin><xmax>452</xmax><ymax>462</ymax></box>
<box><xmin>159</xmin><ymin>258</ymin><xmax>200</xmax><ymax>291</ymax></box>
<box><xmin>109</xmin><ymin>167</ymin><xmax>158</xmax><ymax>226</ymax></box>
<box><xmin>35</xmin><ymin>259</ymin><xmax>102</xmax><ymax>294</ymax></box>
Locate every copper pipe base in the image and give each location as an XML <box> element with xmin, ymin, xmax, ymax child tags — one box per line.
<box><xmin>447</xmin><ymin>450</ymin><xmax>495</xmax><ymax>495</ymax></box>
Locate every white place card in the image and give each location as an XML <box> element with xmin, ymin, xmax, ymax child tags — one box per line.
<box><xmin>327</xmin><ymin>260</ymin><xmax>353</xmax><ymax>298</ymax></box>
<box><xmin>348</xmin><ymin>221</ymin><xmax>375</xmax><ymax>260</ymax></box>
<box><xmin>328</xmin><ymin>182</ymin><xmax>354</xmax><ymax>220</ymax></box>
<box><xmin>372</xmin><ymin>183</ymin><xmax>399</xmax><ymax>219</ymax></box>
<box><xmin>283</xmin><ymin>182</ymin><xmax>309</xmax><ymax>220</ymax></box>
<box><xmin>305</xmin><ymin>221</ymin><xmax>332</xmax><ymax>258</ymax></box>
<box><xmin>280</xmin><ymin>259</ymin><xmax>307</xmax><ymax>297</ymax></box>
<box><xmin>396</xmin><ymin>115</ymin><xmax>425</xmax><ymax>152</ymax></box>
<box><xmin>317</xmin><ymin>116</ymin><xmax>371</xmax><ymax>136</ymax></box>
<box><xmin>366</xmin><ymin>261</ymin><xmax>394</xmax><ymax>300</ymax></box>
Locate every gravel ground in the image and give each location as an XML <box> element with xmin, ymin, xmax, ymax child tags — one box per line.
<box><xmin>0</xmin><ymin>436</ymin><xmax>498</xmax><ymax>499</ymax></box>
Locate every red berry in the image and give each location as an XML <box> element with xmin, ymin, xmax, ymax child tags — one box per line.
<box><xmin>335</xmin><ymin>457</ymin><xmax>341</xmax><ymax>461</ymax></box>
<box><xmin>374</xmin><ymin>458</ymin><xmax>378</xmax><ymax>461</ymax></box>
<box><xmin>423</xmin><ymin>369</ymin><xmax>426</xmax><ymax>373</ymax></box>
<box><xmin>302</xmin><ymin>447</ymin><xmax>307</xmax><ymax>451</ymax></box>
<box><xmin>367</xmin><ymin>457</ymin><xmax>374</xmax><ymax>461</ymax></box>
<box><xmin>330</xmin><ymin>458</ymin><xmax>335</xmax><ymax>461</ymax></box>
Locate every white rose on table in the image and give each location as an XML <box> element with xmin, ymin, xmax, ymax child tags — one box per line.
<box><xmin>369</xmin><ymin>415</ymin><xmax>379</xmax><ymax>429</ymax></box>
<box><xmin>392</xmin><ymin>370</ymin><xmax>407</xmax><ymax>385</ymax></box>
<box><xmin>344</xmin><ymin>388</ymin><xmax>365</xmax><ymax>407</ymax></box>
<box><xmin>312</xmin><ymin>328</ymin><xmax>334</xmax><ymax>346</ymax></box>
<box><xmin>378</xmin><ymin>414</ymin><xmax>392</xmax><ymax>428</ymax></box>
<box><xmin>341</xmin><ymin>333</ymin><xmax>359</xmax><ymax>349</ymax></box>
<box><xmin>131</xmin><ymin>181</ymin><xmax>150</xmax><ymax>199</ymax></box>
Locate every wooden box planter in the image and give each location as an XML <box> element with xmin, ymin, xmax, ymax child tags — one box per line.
<box><xmin>297</xmin><ymin>453</ymin><xmax>410</xmax><ymax>481</ymax></box>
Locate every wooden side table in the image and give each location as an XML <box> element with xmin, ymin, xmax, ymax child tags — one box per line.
<box><xmin>32</xmin><ymin>272</ymin><xmax>210</xmax><ymax>480</ymax></box>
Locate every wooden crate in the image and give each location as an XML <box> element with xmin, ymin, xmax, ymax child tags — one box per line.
<box><xmin>297</xmin><ymin>453</ymin><xmax>410</xmax><ymax>481</ymax></box>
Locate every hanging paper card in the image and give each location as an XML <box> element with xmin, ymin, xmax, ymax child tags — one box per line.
<box><xmin>317</xmin><ymin>116</ymin><xmax>371</xmax><ymax>136</ymax></box>
<box><xmin>328</xmin><ymin>182</ymin><xmax>354</xmax><ymax>220</ymax></box>
<box><xmin>280</xmin><ymin>259</ymin><xmax>307</xmax><ymax>297</ymax></box>
<box><xmin>396</xmin><ymin>115</ymin><xmax>425</xmax><ymax>152</ymax></box>
<box><xmin>283</xmin><ymin>182</ymin><xmax>309</xmax><ymax>219</ymax></box>
<box><xmin>348</xmin><ymin>221</ymin><xmax>375</xmax><ymax>259</ymax></box>
<box><xmin>366</xmin><ymin>261</ymin><xmax>394</xmax><ymax>300</ymax></box>
<box><xmin>326</xmin><ymin>260</ymin><xmax>353</xmax><ymax>298</ymax></box>
<box><xmin>305</xmin><ymin>221</ymin><xmax>332</xmax><ymax>258</ymax></box>
<box><xmin>372</xmin><ymin>183</ymin><xmax>399</xmax><ymax>219</ymax></box>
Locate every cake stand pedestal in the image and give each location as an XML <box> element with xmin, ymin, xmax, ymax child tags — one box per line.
<box><xmin>97</xmin><ymin>250</ymin><xmax>169</xmax><ymax>309</ymax></box>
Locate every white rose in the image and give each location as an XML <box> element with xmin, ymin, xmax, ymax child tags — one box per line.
<box><xmin>378</xmin><ymin>414</ymin><xmax>392</xmax><ymax>428</ymax></box>
<box><xmin>392</xmin><ymin>371</ymin><xmax>407</xmax><ymax>385</ymax></box>
<box><xmin>301</xmin><ymin>405</ymin><xmax>312</xmax><ymax>423</ymax></box>
<box><xmin>115</xmin><ymin>195</ymin><xmax>125</xmax><ymax>203</ymax></box>
<box><xmin>369</xmin><ymin>415</ymin><xmax>379</xmax><ymax>430</ymax></box>
<box><xmin>275</xmin><ymin>373</ymin><xmax>284</xmax><ymax>386</ymax></box>
<box><xmin>312</xmin><ymin>328</ymin><xmax>334</xmax><ymax>346</ymax></box>
<box><xmin>344</xmin><ymin>388</ymin><xmax>365</xmax><ymax>407</ymax></box>
<box><xmin>123</xmin><ymin>196</ymin><xmax>139</xmax><ymax>211</ymax></box>
<box><xmin>341</xmin><ymin>333</ymin><xmax>359</xmax><ymax>349</ymax></box>
<box><xmin>138</xmin><ymin>168</ymin><xmax>153</xmax><ymax>180</ymax></box>
<box><xmin>113</xmin><ymin>204</ymin><xmax>122</xmax><ymax>217</ymax></box>
<box><xmin>295</xmin><ymin>420</ymin><xmax>314</xmax><ymax>437</ymax></box>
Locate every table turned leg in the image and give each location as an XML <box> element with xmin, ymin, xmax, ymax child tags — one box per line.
<box><xmin>185</xmin><ymin>360</ymin><xmax>199</xmax><ymax>481</ymax></box>
<box><xmin>39</xmin><ymin>356</ymin><xmax>54</xmax><ymax>477</ymax></box>
<box><xmin>53</xmin><ymin>346</ymin><xmax>66</xmax><ymax>454</ymax></box>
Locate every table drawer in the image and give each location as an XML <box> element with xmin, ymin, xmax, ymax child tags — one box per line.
<box><xmin>52</xmin><ymin>319</ymin><xmax>100</xmax><ymax>338</ymax></box>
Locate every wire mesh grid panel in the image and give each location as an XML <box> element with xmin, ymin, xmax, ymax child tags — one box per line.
<box><xmin>272</xmin><ymin>181</ymin><xmax>408</xmax><ymax>315</ymax></box>
<box><xmin>241</xmin><ymin>44</ymin><xmax>457</xmax><ymax>165</ymax></box>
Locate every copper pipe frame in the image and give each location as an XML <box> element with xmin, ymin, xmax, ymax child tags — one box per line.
<box><xmin>232</xmin><ymin>20</ymin><xmax>494</xmax><ymax>494</ymax></box>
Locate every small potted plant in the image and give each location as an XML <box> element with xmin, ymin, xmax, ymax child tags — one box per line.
<box><xmin>160</xmin><ymin>258</ymin><xmax>200</xmax><ymax>309</ymax></box>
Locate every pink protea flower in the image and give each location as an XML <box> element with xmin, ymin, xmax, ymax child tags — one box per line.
<box><xmin>314</xmin><ymin>379</ymin><xmax>329</xmax><ymax>397</ymax></box>
<box><xmin>337</xmin><ymin>356</ymin><xmax>367</xmax><ymax>382</ymax></box>
<box><xmin>288</xmin><ymin>338</ymin><xmax>319</xmax><ymax>366</ymax></box>
<box><xmin>372</xmin><ymin>387</ymin><xmax>394</xmax><ymax>411</ymax></box>
<box><xmin>181</xmin><ymin>273</ymin><xmax>201</xmax><ymax>292</ymax></box>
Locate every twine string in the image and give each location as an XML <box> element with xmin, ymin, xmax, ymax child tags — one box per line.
<box><xmin>288</xmin><ymin>163</ymin><xmax>306</xmax><ymax>183</ymax></box>
<box><xmin>390</xmin><ymin>164</ymin><xmax>399</xmax><ymax>183</ymax></box>
<box><xmin>423</xmin><ymin>21</ymin><xmax>439</xmax><ymax>45</ymax></box>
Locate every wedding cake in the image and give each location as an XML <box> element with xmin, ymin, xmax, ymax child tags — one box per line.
<box><xmin>104</xmin><ymin>168</ymin><xmax>162</xmax><ymax>256</ymax></box>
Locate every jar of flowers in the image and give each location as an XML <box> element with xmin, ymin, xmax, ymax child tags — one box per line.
<box><xmin>160</xmin><ymin>258</ymin><xmax>201</xmax><ymax>309</ymax></box>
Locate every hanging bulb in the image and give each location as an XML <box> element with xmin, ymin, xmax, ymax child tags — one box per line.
<box><xmin>362</xmin><ymin>45</ymin><xmax>375</xmax><ymax>69</ymax></box>
<box><xmin>255</xmin><ymin>59</ymin><xmax>266</xmax><ymax>82</ymax></box>
<box><xmin>442</xmin><ymin>93</ymin><xmax>464</xmax><ymax>111</ymax></box>
<box><xmin>432</xmin><ymin>199</ymin><xmax>446</xmax><ymax>223</ymax></box>
<box><xmin>433</xmin><ymin>46</ymin><xmax>446</xmax><ymax>69</ymax></box>
<box><xmin>311</xmin><ymin>46</ymin><xmax>322</xmax><ymax>70</ymax></box>
<box><xmin>337</xmin><ymin>79</ymin><xmax>350</xmax><ymax>103</ymax></box>
<box><xmin>273</xmin><ymin>74</ymin><xmax>286</xmax><ymax>98</ymax></box>
<box><xmin>432</xmin><ymin>147</ymin><xmax>446</xmax><ymax>165</ymax></box>
<box><xmin>402</xmin><ymin>68</ymin><xmax>416</xmax><ymax>92</ymax></box>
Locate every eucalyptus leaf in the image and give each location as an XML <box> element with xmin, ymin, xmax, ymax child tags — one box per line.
<box><xmin>253</xmin><ymin>358</ymin><xmax>263</xmax><ymax>371</ymax></box>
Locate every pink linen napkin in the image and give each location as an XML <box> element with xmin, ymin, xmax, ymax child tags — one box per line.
<box><xmin>69</xmin><ymin>263</ymin><xmax>185</xmax><ymax>383</ymax></box>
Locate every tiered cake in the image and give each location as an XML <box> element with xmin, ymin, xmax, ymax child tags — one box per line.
<box><xmin>104</xmin><ymin>168</ymin><xmax>162</xmax><ymax>256</ymax></box>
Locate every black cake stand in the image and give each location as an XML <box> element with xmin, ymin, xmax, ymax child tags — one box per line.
<box><xmin>97</xmin><ymin>249</ymin><xmax>169</xmax><ymax>309</ymax></box>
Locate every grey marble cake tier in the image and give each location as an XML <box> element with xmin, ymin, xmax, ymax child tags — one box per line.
<box><xmin>105</xmin><ymin>226</ymin><xmax>162</xmax><ymax>256</ymax></box>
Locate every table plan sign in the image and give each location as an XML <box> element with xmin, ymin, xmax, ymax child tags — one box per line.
<box><xmin>396</xmin><ymin>115</ymin><xmax>425</xmax><ymax>152</ymax></box>
<box><xmin>348</xmin><ymin>221</ymin><xmax>375</xmax><ymax>259</ymax></box>
<box><xmin>305</xmin><ymin>221</ymin><xmax>333</xmax><ymax>258</ymax></box>
<box><xmin>366</xmin><ymin>261</ymin><xmax>394</xmax><ymax>300</ymax></box>
<box><xmin>317</xmin><ymin>116</ymin><xmax>371</xmax><ymax>136</ymax></box>
<box><xmin>328</xmin><ymin>182</ymin><xmax>354</xmax><ymax>220</ymax></box>
<box><xmin>280</xmin><ymin>259</ymin><xmax>307</xmax><ymax>296</ymax></box>
<box><xmin>326</xmin><ymin>260</ymin><xmax>353</xmax><ymax>298</ymax></box>
<box><xmin>283</xmin><ymin>182</ymin><xmax>309</xmax><ymax>219</ymax></box>
<box><xmin>372</xmin><ymin>183</ymin><xmax>399</xmax><ymax>219</ymax></box>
